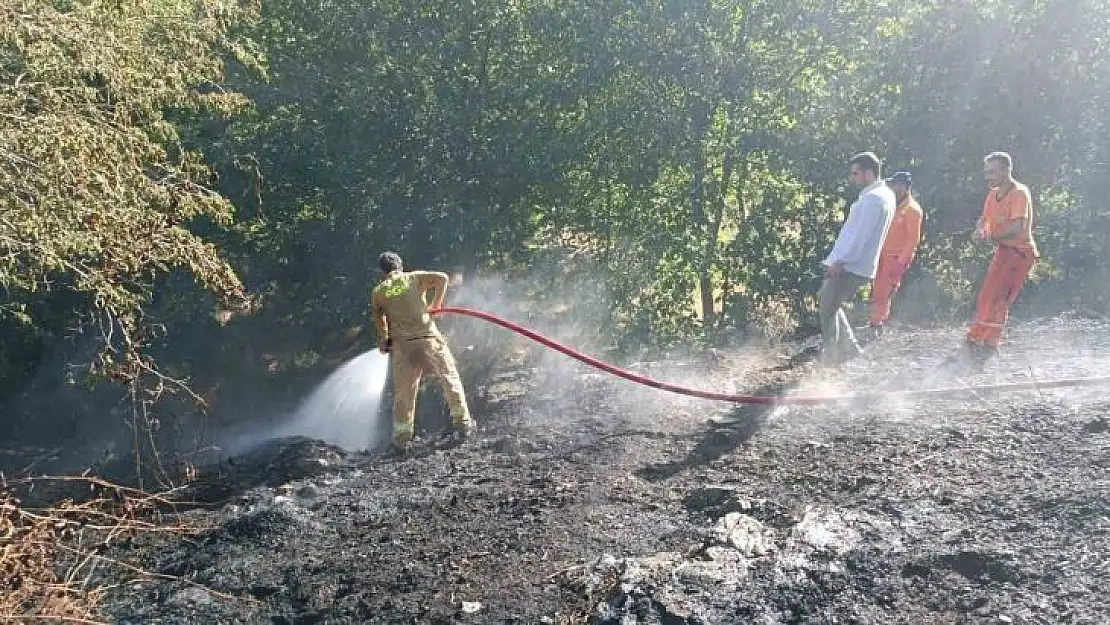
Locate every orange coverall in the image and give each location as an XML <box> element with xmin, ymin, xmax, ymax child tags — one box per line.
<box><xmin>966</xmin><ymin>182</ymin><xmax>1039</xmax><ymax>348</ymax></box>
<box><xmin>868</xmin><ymin>194</ymin><xmax>923</xmax><ymax>327</ymax></box>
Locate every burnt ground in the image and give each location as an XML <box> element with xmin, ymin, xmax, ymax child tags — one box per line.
<box><xmin>96</xmin><ymin>315</ymin><xmax>1110</xmax><ymax>624</ymax></box>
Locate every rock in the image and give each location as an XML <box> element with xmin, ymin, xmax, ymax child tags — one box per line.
<box><xmin>295</xmin><ymin>483</ymin><xmax>320</xmax><ymax>499</ymax></box>
<box><xmin>683</xmin><ymin>486</ymin><xmax>750</xmax><ymax>515</ymax></box>
<box><xmin>789</xmin><ymin>508</ymin><xmax>860</xmax><ymax>555</ymax></box>
<box><xmin>460</xmin><ymin>601</ymin><xmax>482</xmax><ymax>614</ymax></box>
<box><xmin>1081</xmin><ymin>416</ymin><xmax>1108</xmax><ymax>435</ymax></box>
<box><xmin>168</xmin><ymin>587</ymin><xmax>214</xmax><ymax>607</ymax></box>
<box><xmin>712</xmin><ymin>513</ymin><xmax>774</xmax><ymax>557</ymax></box>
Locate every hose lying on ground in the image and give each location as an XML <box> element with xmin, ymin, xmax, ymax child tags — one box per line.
<box><xmin>431</xmin><ymin>306</ymin><xmax>1110</xmax><ymax>405</ymax></box>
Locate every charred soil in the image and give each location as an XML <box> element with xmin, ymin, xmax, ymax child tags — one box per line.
<box><xmin>92</xmin><ymin>316</ymin><xmax>1110</xmax><ymax>624</ymax></box>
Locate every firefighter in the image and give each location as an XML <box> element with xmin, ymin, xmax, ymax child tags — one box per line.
<box><xmin>371</xmin><ymin>252</ymin><xmax>473</xmax><ymax>452</ymax></box>
<box><xmin>866</xmin><ymin>171</ymin><xmax>924</xmax><ymax>339</ymax></box>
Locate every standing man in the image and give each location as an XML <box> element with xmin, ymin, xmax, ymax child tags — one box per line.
<box><xmin>371</xmin><ymin>252</ymin><xmax>473</xmax><ymax>453</ymax></box>
<box><xmin>819</xmin><ymin>151</ymin><xmax>897</xmax><ymax>366</ymax></box>
<box><xmin>958</xmin><ymin>151</ymin><xmax>1039</xmax><ymax>371</ymax></box>
<box><xmin>866</xmin><ymin>171</ymin><xmax>924</xmax><ymax>338</ymax></box>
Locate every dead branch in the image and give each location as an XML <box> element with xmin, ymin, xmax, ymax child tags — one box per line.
<box><xmin>53</xmin><ymin>542</ymin><xmax>258</xmax><ymax>605</ymax></box>
<box><xmin>1</xmin><ymin>474</ymin><xmax>241</xmax><ymax>622</ymax></box>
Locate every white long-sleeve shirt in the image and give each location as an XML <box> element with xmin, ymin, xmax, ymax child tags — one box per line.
<box><xmin>823</xmin><ymin>179</ymin><xmax>896</xmax><ymax>279</ymax></box>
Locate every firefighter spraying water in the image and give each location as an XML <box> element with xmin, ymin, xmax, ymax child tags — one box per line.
<box><xmin>370</xmin><ymin>252</ymin><xmax>474</xmax><ymax>454</ymax></box>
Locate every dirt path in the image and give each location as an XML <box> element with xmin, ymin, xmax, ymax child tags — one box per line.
<box><xmin>101</xmin><ymin>316</ymin><xmax>1110</xmax><ymax>624</ymax></box>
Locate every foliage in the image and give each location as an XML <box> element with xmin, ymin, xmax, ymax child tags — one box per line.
<box><xmin>4</xmin><ymin>0</ymin><xmax>1110</xmax><ymax>474</ymax></box>
<box><xmin>0</xmin><ymin>0</ymin><xmax>258</xmax><ymax>481</ymax></box>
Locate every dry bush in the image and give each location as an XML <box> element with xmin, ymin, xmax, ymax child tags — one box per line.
<box><xmin>1</xmin><ymin>476</ymin><xmax>232</xmax><ymax>624</ymax></box>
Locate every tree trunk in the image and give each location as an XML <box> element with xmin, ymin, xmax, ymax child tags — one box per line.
<box><xmin>690</xmin><ymin>101</ymin><xmax>713</xmax><ymax>326</ymax></box>
<box><xmin>714</xmin><ymin>152</ymin><xmax>740</xmax><ymax>335</ymax></box>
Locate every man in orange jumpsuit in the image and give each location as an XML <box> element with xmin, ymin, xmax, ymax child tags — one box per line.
<box><xmin>371</xmin><ymin>252</ymin><xmax>472</xmax><ymax>452</ymax></box>
<box><xmin>957</xmin><ymin>151</ymin><xmax>1039</xmax><ymax>372</ymax></box>
<box><xmin>866</xmin><ymin>171</ymin><xmax>923</xmax><ymax>339</ymax></box>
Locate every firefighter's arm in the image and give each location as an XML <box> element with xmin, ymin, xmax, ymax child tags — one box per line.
<box><xmin>415</xmin><ymin>271</ymin><xmax>450</xmax><ymax>309</ymax></box>
<box><xmin>370</xmin><ymin>290</ymin><xmax>390</xmax><ymax>351</ymax></box>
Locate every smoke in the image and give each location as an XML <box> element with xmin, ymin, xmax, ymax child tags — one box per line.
<box><xmin>439</xmin><ymin>264</ymin><xmax>797</xmax><ymax>437</ymax></box>
<box><xmin>439</xmin><ymin>268</ymin><xmax>650</xmax><ymax>435</ymax></box>
<box><xmin>442</xmin><ymin>266</ymin><xmax>619</xmax><ymax>409</ymax></box>
<box><xmin>199</xmin><ymin>267</ymin><xmax>581</xmax><ymax>463</ymax></box>
<box><xmin>766</xmin><ymin>311</ymin><xmax>1110</xmax><ymax>437</ymax></box>
<box><xmin>206</xmin><ymin>257</ymin><xmax>1110</xmax><ymax>468</ymax></box>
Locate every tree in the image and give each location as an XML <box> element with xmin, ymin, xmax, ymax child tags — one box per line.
<box><xmin>0</xmin><ymin>0</ymin><xmax>258</xmax><ymax>484</ymax></box>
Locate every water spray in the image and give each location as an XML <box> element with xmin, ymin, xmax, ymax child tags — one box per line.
<box><xmin>222</xmin><ymin>350</ymin><xmax>392</xmax><ymax>455</ymax></box>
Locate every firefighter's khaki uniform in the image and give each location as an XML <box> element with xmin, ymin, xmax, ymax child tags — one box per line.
<box><xmin>371</xmin><ymin>271</ymin><xmax>471</xmax><ymax>448</ymax></box>
<box><xmin>868</xmin><ymin>194</ymin><xmax>923</xmax><ymax>327</ymax></box>
<box><xmin>967</xmin><ymin>182</ymin><xmax>1039</xmax><ymax>348</ymax></box>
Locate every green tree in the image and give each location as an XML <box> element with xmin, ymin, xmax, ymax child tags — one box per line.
<box><xmin>0</xmin><ymin>0</ymin><xmax>258</xmax><ymax>482</ymax></box>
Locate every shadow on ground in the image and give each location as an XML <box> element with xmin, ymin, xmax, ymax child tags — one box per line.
<box><xmin>634</xmin><ymin>377</ymin><xmax>804</xmax><ymax>482</ymax></box>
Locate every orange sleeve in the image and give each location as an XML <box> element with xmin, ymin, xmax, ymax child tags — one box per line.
<box><xmin>1007</xmin><ymin>187</ymin><xmax>1032</xmax><ymax>221</ymax></box>
<box><xmin>898</xmin><ymin>208</ymin><xmax>923</xmax><ymax>260</ymax></box>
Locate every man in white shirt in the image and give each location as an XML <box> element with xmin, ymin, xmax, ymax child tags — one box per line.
<box><xmin>819</xmin><ymin>152</ymin><xmax>896</xmax><ymax>366</ymax></box>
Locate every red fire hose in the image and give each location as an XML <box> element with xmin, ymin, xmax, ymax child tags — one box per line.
<box><xmin>431</xmin><ymin>306</ymin><xmax>1110</xmax><ymax>405</ymax></box>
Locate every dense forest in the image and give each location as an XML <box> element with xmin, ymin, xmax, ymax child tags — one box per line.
<box><xmin>3</xmin><ymin>0</ymin><xmax>1110</xmax><ymax>473</ymax></box>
